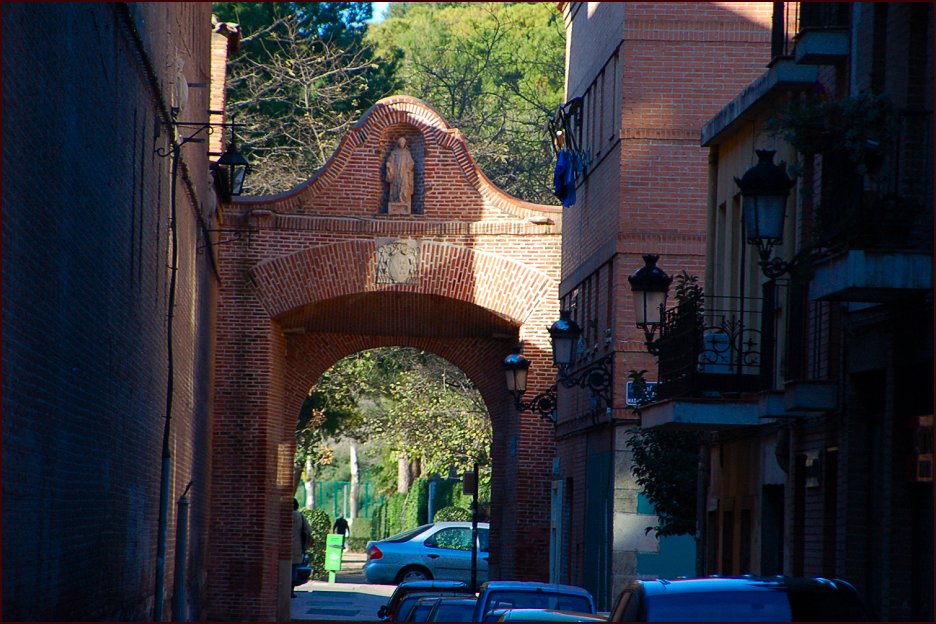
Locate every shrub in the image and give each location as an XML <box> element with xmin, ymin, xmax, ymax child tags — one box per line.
<box><xmin>301</xmin><ymin>507</ymin><xmax>331</xmax><ymax>579</ymax></box>
<box><xmin>347</xmin><ymin>517</ymin><xmax>372</xmax><ymax>552</ymax></box>
<box><xmin>434</xmin><ymin>506</ymin><xmax>471</xmax><ymax>522</ymax></box>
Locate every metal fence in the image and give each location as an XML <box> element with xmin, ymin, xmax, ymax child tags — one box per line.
<box><xmin>295</xmin><ymin>480</ymin><xmax>382</xmax><ymax>520</ymax></box>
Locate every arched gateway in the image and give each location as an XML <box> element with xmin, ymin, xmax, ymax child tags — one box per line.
<box><xmin>208</xmin><ymin>96</ymin><xmax>563</xmax><ymax>620</ymax></box>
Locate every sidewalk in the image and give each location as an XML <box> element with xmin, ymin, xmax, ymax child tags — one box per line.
<box><xmin>292</xmin><ymin>551</ymin><xmax>396</xmax><ymax>621</ymax></box>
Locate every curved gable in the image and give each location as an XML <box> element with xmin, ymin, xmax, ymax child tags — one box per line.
<box><xmin>233</xmin><ymin>95</ymin><xmax>561</xmax><ymax>222</ymax></box>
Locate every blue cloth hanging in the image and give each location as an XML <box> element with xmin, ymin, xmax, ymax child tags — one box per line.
<box><xmin>553</xmin><ymin>149</ymin><xmax>576</xmax><ymax>208</ymax></box>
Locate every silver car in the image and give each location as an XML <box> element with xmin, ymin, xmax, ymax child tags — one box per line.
<box><xmin>364</xmin><ymin>521</ymin><xmax>490</xmax><ymax>584</ymax></box>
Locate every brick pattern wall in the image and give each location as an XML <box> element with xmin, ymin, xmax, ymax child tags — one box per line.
<box><xmin>2</xmin><ymin>3</ymin><xmax>216</xmax><ymax>620</ymax></box>
<box><xmin>209</xmin><ymin>97</ymin><xmax>565</xmax><ymax>619</ymax></box>
<box><xmin>559</xmin><ymin>1</ymin><xmax>776</xmax><ymax>603</ymax></box>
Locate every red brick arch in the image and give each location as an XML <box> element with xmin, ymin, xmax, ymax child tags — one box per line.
<box><xmin>208</xmin><ymin>96</ymin><xmax>562</xmax><ymax>620</ymax></box>
<box><xmin>250</xmin><ymin>240</ymin><xmax>555</xmax><ymax>326</ymax></box>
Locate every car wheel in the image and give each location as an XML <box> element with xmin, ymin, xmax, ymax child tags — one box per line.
<box><xmin>396</xmin><ymin>566</ymin><xmax>432</xmax><ymax>583</ymax></box>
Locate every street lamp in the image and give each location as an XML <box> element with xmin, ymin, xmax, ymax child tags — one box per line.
<box><xmin>215</xmin><ymin>138</ymin><xmax>251</xmax><ymax>198</ymax></box>
<box><xmin>503</xmin><ymin>308</ymin><xmax>614</xmax><ymax>426</ymax></box>
<box><xmin>628</xmin><ymin>254</ymin><xmax>673</xmax><ymax>355</ymax></box>
<box><xmin>548</xmin><ymin>309</ymin><xmax>582</xmax><ymax>367</ymax></box>
<box><xmin>734</xmin><ymin>149</ymin><xmax>796</xmax><ymax>278</ymax></box>
<box><xmin>502</xmin><ymin>346</ymin><xmax>558</xmax><ymax>425</ymax></box>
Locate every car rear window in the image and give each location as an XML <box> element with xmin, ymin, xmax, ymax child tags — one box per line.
<box><xmin>485</xmin><ymin>590</ymin><xmax>593</xmax><ymax>615</ymax></box>
<box><xmin>384</xmin><ymin>524</ymin><xmax>432</xmax><ymax>543</ymax></box>
<box><xmin>644</xmin><ymin>590</ymin><xmax>792</xmax><ymax>622</ymax></box>
<box><xmin>431</xmin><ymin>600</ymin><xmax>476</xmax><ymax>622</ymax></box>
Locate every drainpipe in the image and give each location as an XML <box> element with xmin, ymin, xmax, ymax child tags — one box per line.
<box><xmin>155</xmin><ymin>140</ymin><xmax>181</xmax><ymax>622</ymax></box>
<box><xmin>172</xmin><ymin>482</ymin><xmax>194</xmax><ymax>621</ymax></box>
<box><xmin>704</xmin><ymin>148</ymin><xmax>718</xmax><ymax>293</ymax></box>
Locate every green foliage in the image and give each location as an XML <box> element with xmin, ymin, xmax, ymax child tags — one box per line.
<box><xmin>368</xmin><ymin>2</ymin><xmax>565</xmax><ymax>203</ymax></box>
<box><xmin>764</xmin><ymin>89</ymin><xmax>894</xmax><ymax>175</ymax></box>
<box><xmin>403</xmin><ymin>478</ymin><xmax>429</xmax><ymax>529</ymax></box>
<box><xmin>301</xmin><ymin>507</ymin><xmax>332</xmax><ymax>578</ymax></box>
<box><xmin>347</xmin><ymin>517</ymin><xmax>372</xmax><ymax>552</ymax></box>
<box><xmin>212</xmin><ymin>2</ymin><xmax>398</xmax><ymax>194</ymax></box>
<box><xmin>306</xmin><ymin>348</ymin><xmax>492</xmax><ymax>493</ymax></box>
<box><xmin>673</xmin><ymin>272</ymin><xmax>703</xmax><ymax>307</ymax></box>
<box><xmin>625</xmin><ymin>369</ymin><xmax>700</xmax><ymax>539</ymax></box>
<box><xmin>433</xmin><ymin>505</ymin><xmax>472</xmax><ymax>522</ymax></box>
<box><xmin>625</xmin><ymin>425</ymin><xmax>700</xmax><ymax>538</ymax></box>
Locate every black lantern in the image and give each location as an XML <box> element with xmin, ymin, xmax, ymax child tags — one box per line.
<box><xmin>628</xmin><ymin>254</ymin><xmax>673</xmax><ymax>352</ymax></box>
<box><xmin>502</xmin><ymin>346</ymin><xmax>530</xmax><ymax>401</ymax></box>
<box><xmin>734</xmin><ymin>149</ymin><xmax>795</xmax><ymax>278</ymax></box>
<box><xmin>216</xmin><ymin>140</ymin><xmax>251</xmax><ymax>197</ymax></box>
<box><xmin>548</xmin><ymin>310</ymin><xmax>582</xmax><ymax>367</ymax></box>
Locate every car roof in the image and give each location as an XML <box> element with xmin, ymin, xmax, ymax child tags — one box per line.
<box><xmin>496</xmin><ymin>608</ymin><xmax>608</xmax><ymax>622</ymax></box>
<box><xmin>636</xmin><ymin>575</ymin><xmax>858</xmax><ymax>596</ymax></box>
<box><xmin>424</xmin><ymin>521</ymin><xmax>491</xmax><ymax>528</ymax></box>
<box><xmin>396</xmin><ymin>580</ymin><xmax>470</xmax><ymax>591</ymax></box>
<box><xmin>480</xmin><ymin>581</ymin><xmax>593</xmax><ymax>596</ymax></box>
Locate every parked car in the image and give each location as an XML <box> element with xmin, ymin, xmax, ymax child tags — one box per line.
<box><xmin>496</xmin><ymin>608</ymin><xmax>608</xmax><ymax>621</ymax></box>
<box><xmin>377</xmin><ymin>580</ymin><xmax>474</xmax><ymax>622</ymax></box>
<box><xmin>425</xmin><ymin>596</ymin><xmax>479</xmax><ymax>622</ymax></box>
<box><xmin>365</xmin><ymin>522</ymin><xmax>490</xmax><ymax>584</ymax></box>
<box><xmin>608</xmin><ymin>576</ymin><xmax>873</xmax><ymax>622</ymax></box>
<box><xmin>474</xmin><ymin>581</ymin><xmax>597</xmax><ymax>622</ymax></box>
<box><xmin>400</xmin><ymin>596</ymin><xmax>444</xmax><ymax>622</ymax></box>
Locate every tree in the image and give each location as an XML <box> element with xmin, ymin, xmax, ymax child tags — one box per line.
<box><xmin>300</xmin><ymin>348</ymin><xmax>492</xmax><ymax>496</ymax></box>
<box><xmin>368</xmin><ymin>2</ymin><xmax>566</xmax><ymax>204</ymax></box>
<box><xmin>625</xmin><ymin>371</ymin><xmax>701</xmax><ymax>538</ymax></box>
<box><xmin>213</xmin><ymin>2</ymin><xmax>399</xmax><ymax>194</ymax></box>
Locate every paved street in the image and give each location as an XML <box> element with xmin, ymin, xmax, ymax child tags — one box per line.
<box><xmin>292</xmin><ymin>551</ymin><xmax>396</xmax><ymax>621</ymax></box>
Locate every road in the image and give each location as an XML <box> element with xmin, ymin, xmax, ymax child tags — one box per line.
<box><xmin>291</xmin><ymin>551</ymin><xmax>396</xmax><ymax>621</ymax></box>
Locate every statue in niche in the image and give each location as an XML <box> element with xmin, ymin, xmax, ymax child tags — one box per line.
<box><xmin>385</xmin><ymin>137</ymin><xmax>414</xmax><ymax>214</ymax></box>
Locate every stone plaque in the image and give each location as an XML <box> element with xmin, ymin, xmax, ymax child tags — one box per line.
<box><xmin>376</xmin><ymin>239</ymin><xmax>419</xmax><ymax>284</ymax></box>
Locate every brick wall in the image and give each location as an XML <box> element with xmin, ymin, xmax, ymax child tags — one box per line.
<box><xmin>2</xmin><ymin>3</ymin><xmax>217</xmax><ymax>620</ymax></box>
<box><xmin>558</xmin><ymin>1</ymin><xmax>776</xmax><ymax>604</ymax></box>
<box><xmin>208</xmin><ymin>96</ymin><xmax>565</xmax><ymax>619</ymax></box>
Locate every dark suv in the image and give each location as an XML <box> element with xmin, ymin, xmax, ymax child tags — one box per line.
<box><xmin>609</xmin><ymin>576</ymin><xmax>873</xmax><ymax>622</ymax></box>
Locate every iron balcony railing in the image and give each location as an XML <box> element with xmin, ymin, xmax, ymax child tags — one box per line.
<box><xmin>770</xmin><ymin>2</ymin><xmax>851</xmax><ymax>60</ymax></box>
<box><xmin>655</xmin><ymin>294</ymin><xmax>775</xmax><ymax>400</ymax></box>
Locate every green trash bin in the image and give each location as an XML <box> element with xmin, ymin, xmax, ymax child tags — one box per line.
<box><xmin>324</xmin><ymin>533</ymin><xmax>344</xmax><ymax>583</ymax></box>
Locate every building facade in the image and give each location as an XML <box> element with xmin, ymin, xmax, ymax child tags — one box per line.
<box><xmin>2</xmin><ymin>3</ymin><xmax>235</xmax><ymax>620</ymax></box>
<box><xmin>641</xmin><ymin>2</ymin><xmax>933</xmax><ymax>621</ymax></box>
<box><xmin>553</xmin><ymin>1</ymin><xmax>777</xmax><ymax>609</ymax></box>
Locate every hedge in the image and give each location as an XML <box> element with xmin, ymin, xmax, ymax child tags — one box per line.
<box><xmin>347</xmin><ymin>517</ymin><xmax>372</xmax><ymax>552</ymax></box>
<box><xmin>370</xmin><ymin>475</ymin><xmax>492</xmax><ymax>540</ymax></box>
<box><xmin>301</xmin><ymin>507</ymin><xmax>332</xmax><ymax>579</ymax></box>
<box><xmin>433</xmin><ymin>505</ymin><xmax>472</xmax><ymax>521</ymax></box>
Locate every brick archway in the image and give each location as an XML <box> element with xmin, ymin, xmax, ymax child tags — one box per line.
<box><xmin>207</xmin><ymin>96</ymin><xmax>562</xmax><ymax>620</ymax></box>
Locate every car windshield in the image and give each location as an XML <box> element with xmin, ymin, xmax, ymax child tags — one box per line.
<box><xmin>485</xmin><ymin>591</ymin><xmax>592</xmax><ymax>615</ymax></box>
<box><xmin>645</xmin><ymin>590</ymin><xmax>792</xmax><ymax>622</ymax></box>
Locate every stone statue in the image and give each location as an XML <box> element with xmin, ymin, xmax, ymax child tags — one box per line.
<box><xmin>386</xmin><ymin>137</ymin><xmax>414</xmax><ymax>213</ymax></box>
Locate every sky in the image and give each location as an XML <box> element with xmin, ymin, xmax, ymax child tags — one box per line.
<box><xmin>370</xmin><ymin>2</ymin><xmax>390</xmax><ymax>24</ymax></box>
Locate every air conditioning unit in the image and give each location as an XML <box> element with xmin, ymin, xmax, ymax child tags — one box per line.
<box><xmin>698</xmin><ymin>331</ymin><xmax>732</xmax><ymax>374</ymax></box>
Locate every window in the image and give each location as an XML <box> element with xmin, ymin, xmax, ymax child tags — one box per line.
<box><xmin>427</xmin><ymin>527</ymin><xmax>472</xmax><ymax>551</ymax></box>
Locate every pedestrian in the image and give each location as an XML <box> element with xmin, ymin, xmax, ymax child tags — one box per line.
<box><xmin>333</xmin><ymin>515</ymin><xmax>349</xmax><ymax>550</ymax></box>
<box><xmin>292</xmin><ymin>498</ymin><xmax>311</xmax><ymax>597</ymax></box>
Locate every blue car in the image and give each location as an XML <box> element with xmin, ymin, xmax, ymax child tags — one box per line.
<box><xmin>364</xmin><ymin>522</ymin><xmax>490</xmax><ymax>584</ymax></box>
<box><xmin>474</xmin><ymin>581</ymin><xmax>597</xmax><ymax>622</ymax></box>
<box><xmin>608</xmin><ymin>576</ymin><xmax>873</xmax><ymax>621</ymax></box>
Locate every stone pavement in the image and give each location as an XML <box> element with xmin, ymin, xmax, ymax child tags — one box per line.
<box><xmin>291</xmin><ymin>551</ymin><xmax>396</xmax><ymax>621</ymax></box>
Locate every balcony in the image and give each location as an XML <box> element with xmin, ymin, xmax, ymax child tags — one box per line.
<box><xmin>654</xmin><ymin>295</ymin><xmax>773</xmax><ymax>402</ymax></box>
<box><xmin>793</xmin><ymin>2</ymin><xmax>850</xmax><ymax>65</ymax></box>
